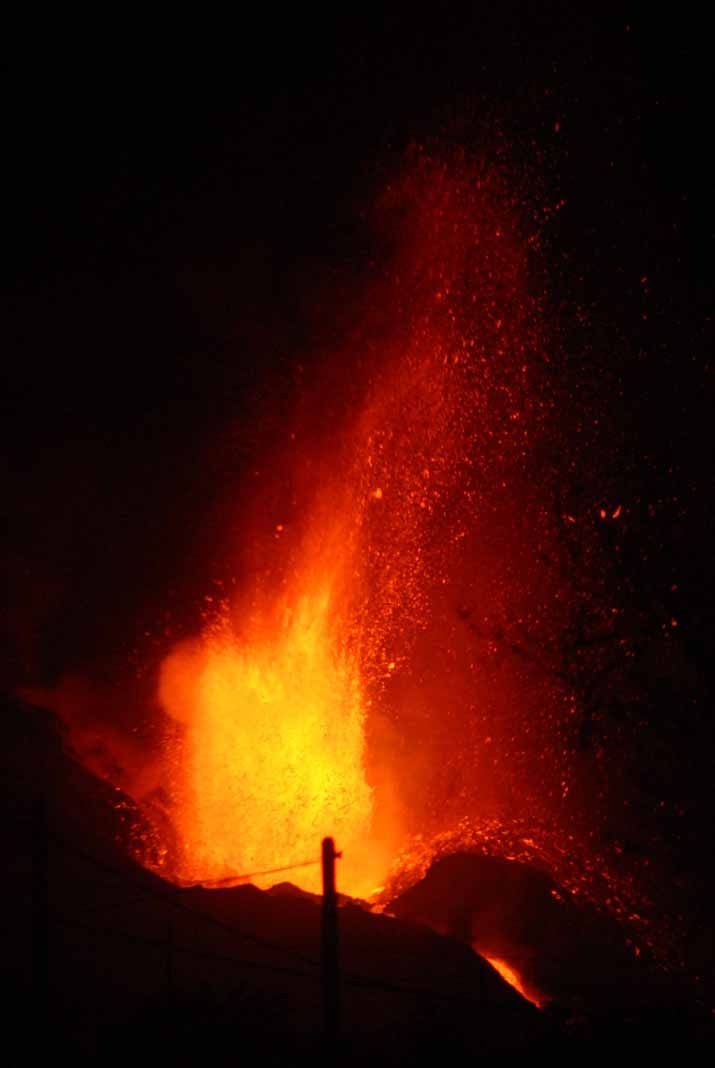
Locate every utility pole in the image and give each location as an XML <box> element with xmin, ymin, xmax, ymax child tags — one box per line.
<box><xmin>321</xmin><ymin>836</ymin><xmax>341</xmax><ymax>1048</ymax></box>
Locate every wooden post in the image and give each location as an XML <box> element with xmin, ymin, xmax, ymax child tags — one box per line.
<box><xmin>321</xmin><ymin>836</ymin><xmax>341</xmax><ymax>1046</ymax></box>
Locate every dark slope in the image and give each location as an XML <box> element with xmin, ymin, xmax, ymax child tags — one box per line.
<box><xmin>391</xmin><ymin>851</ymin><xmax>714</xmax><ymax>1048</ymax></box>
<box><xmin>2</xmin><ymin>696</ymin><xmax>544</xmax><ymax>1062</ymax></box>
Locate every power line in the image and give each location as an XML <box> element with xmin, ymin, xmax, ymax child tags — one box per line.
<box><xmin>200</xmin><ymin>857</ymin><xmax>320</xmax><ymax>886</ymax></box>
<box><xmin>52</xmin><ymin>913</ymin><xmax>318</xmax><ymax>982</ymax></box>
<box><xmin>27</xmin><ymin>820</ymin><xmax>535</xmax><ymax>1014</ymax></box>
<box><xmin>51</xmin><ymin>913</ymin><xmax>530</xmax><ymax>1012</ymax></box>
<box><xmin>8</xmin><ymin>806</ymin><xmax>319</xmax><ymax>887</ymax></box>
<box><xmin>76</xmin><ymin>862</ymin><xmax>320</xmax><ymax>916</ymax></box>
<box><xmin>46</xmin><ymin>829</ymin><xmax>322</xmax><ymax>970</ymax></box>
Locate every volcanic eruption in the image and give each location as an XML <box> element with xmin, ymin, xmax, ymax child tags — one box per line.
<box><xmin>131</xmin><ymin>148</ymin><xmax>564</xmax><ymax>896</ymax></box>
<box><xmin>21</xmin><ymin>144</ymin><xmax>702</xmax><ymax>1022</ymax></box>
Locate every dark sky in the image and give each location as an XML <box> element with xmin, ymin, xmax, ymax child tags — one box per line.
<box><xmin>3</xmin><ymin>7</ymin><xmax>713</xmax><ymax>688</ymax></box>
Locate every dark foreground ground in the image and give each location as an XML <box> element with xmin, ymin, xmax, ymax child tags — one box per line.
<box><xmin>3</xmin><ymin>696</ymin><xmax>713</xmax><ymax>1062</ymax></box>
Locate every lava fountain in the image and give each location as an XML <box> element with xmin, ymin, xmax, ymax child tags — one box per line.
<box><xmin>146</xmin><ymin>146</ymin><xmax>557</xmax><ymax>900</ymax></box>
<box><xmin>158</xmin><ymin>574</ymin><xmax>374</xmax><ymax>893</ymax></box>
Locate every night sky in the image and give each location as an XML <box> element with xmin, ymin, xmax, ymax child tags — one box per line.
<box><xmin>5</xmin><ymin>8</ymin><xmax>711</xmax><ymax>681</ymax></box>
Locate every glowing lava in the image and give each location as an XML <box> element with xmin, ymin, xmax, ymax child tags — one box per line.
<box><xmin>158</xmin><ymin>585</ymin><xmax>375</xmax><ymax>895</ymax></box>
<box><xmin>147</xmin><ymin>146</ymin><xmax>549</xmax><ymax>898</ymax></box>
<box><xmin>483</xmin><ymin>956</ymin><xmax>544</xmax><ymax>1008</ymax></box>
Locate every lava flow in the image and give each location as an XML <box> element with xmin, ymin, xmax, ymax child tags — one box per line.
<box><xmin>483</xmin><ymin>957</ymin><xmax>544</xmax><ymax>1008</ymax></box>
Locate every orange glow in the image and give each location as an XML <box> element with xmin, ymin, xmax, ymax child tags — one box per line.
<box><xmin>51</xmin><ymin>147</ymin><xmax>650</xmax><ymax>937</ymax></box>
<box><xmin>483</xmin><ymin>955</ymin><xmax>544</xmax><ymax>1008</ymax></box>
<box><xmin>158</xmin><ymin>583</ymin><xmax>379</xmax><ymax>895</ymax></box>
<box><xmin>25</xmin><ymin>147</ymin><xmax>669</xmax><ymax>984</ymax></box>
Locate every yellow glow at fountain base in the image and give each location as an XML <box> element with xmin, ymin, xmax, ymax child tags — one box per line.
<box><xmin>158</xmin><ymin>588</ymin><xmax>379</xmax><ymax>897</ymax></box>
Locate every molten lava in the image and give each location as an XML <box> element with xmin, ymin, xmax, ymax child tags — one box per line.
<box><xmin>158</xmin><ymin>587</ymin><xmax>374</xmax><ymax>894</ymax></box>
<box><xmin>483</xmin><ymin>956</ymin><xmax>544</xmax><ymax>1008</ymax></box>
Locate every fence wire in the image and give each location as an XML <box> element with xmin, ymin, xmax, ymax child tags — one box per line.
<box><xmin>10</xmin><ymin>808</ymin><xmax>528</xmax><ymax>1011</ymax></box>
